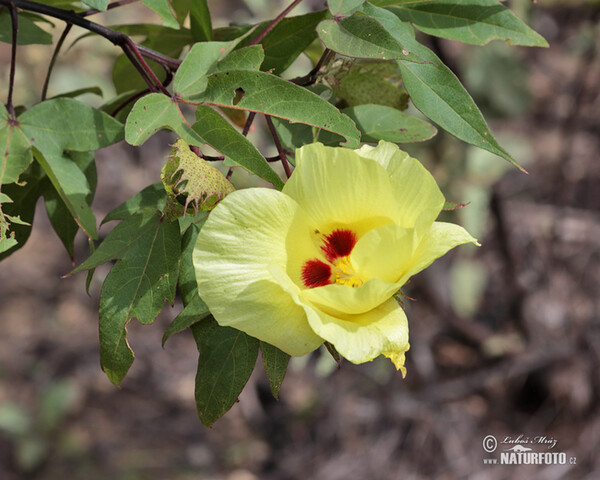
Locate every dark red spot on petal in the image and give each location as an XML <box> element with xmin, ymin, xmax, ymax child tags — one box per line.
<box><xmin>321</xmin><ymin>229</ymin><xmax>357</xmax><ymax>263</ymax></box>
<box><xmin>302</xmin><ymin>259</ymin><xmax>332</xmax><ymax>288</ymax></box>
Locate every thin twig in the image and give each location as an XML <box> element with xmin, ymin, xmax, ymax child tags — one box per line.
<box><xmin>41</xmin><ymin>23</ymin><xmax>72</xmax><ymax>101</ymax></box>
<box><xmin>226</xmin><ymin>111</ymin><xmax>258</xmax><ymax>179</ymax></box>
<box><xmin>242</xmin><ymin>111</ymin><xmax>256</xmax><ymax>136</ymax></box>
<box><xmin>7</xmin><ymin>1</ymin><xmax>18</xmax><ymax>118</ymax></box>
<box><xmin>249</xmin><ymin>0</ymin><xmax>304</xmax><ymax>46</ymax></box>
<box><xmin>265</xmin><ymin>115</ymin><xmax>292</xmax><ymax>178</ymax></box>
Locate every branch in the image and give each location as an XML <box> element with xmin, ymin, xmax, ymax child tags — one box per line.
<box><xmin>249</xmin><ymin>0</ymin><xmax>304</xmax><ymax>46</ymax></box>
<box><xmin>6</xmin><ymin>1</ymin><xmax>18</xmax><ymax>118</ymax></box>
<box><xmin>0</xmin><ymin>0</ymin><xmax>181</xmax><ymax>73</ymax></box>
<box><xmin>291</xmin><ymin>48</ymin><xmax>334</xmax><ymax>86</ymax></box>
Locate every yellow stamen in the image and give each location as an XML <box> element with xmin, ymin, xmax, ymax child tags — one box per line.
<box><xmin>333</xmin><ymin>256</ymin><xmax>363</xmax><ymax>288</ymax></box>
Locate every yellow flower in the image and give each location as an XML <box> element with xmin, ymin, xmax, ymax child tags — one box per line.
<box><xmin>193</xmin><ymin>141</ymin><xmax>477</xmax><ymax>375</ymax></box>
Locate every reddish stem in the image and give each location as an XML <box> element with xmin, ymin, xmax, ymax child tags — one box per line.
<box><xmin>249</xmin><ymin>0</ymin><xmax>304</xmax><ymax>46</ymax></box>
<box><xmin>265</xmin><ymin>115</ymin><xmax>292</xmax><ymax>178</ymax></box>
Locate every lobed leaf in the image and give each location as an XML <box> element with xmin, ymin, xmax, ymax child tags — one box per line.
<box><xmin>96</xmin><ymin>210</ymin><xmax>180</xmax><ymax>385</ymax></box>
<box><xmin>188</xmin><ymin>70</ymin><xmax>360</xmax><ymax>147</ymax></box>
<box><xmin>0</xmin><ymin>162</ymin><xmax>45</xmax><ymax>260</ymax></box>
<box><xmin>125</xmin><ymin>94</ymin><xmax>284</xmax><ymax>188</ymax></box>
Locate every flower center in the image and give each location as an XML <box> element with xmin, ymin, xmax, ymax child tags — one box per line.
<box><xmin>332</xmin><ymin>256</ymin><xmax>364</xmax><ymax>288</ymax></box>
<box><xmin>301</xmin><ymin>228</ymin><xmax>363</xmax><ymax>289</ymax></box>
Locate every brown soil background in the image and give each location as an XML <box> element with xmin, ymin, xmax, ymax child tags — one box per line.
<box><xmin>1</xmin><ymin>2</ymin><xmax>599</xmax><ymax>479</ymax></box>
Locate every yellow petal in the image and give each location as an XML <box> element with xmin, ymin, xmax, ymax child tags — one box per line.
<box><xmin>357</xmin><ymin>141</ymin><xmax>445</xmax><ymax>230</ymax></box>
<box><xmin>350</xmin><ymin>223</ymin><xmax>416</xmax><ymax>283</ymax></box>
<box><xmin>193</xmin><ymin>188</ymin><xmax>323</xmax><ymax>356</ymax></box>
<box><xmin>304</xmin><ymin>297</ymin><xmax>409</xmax><ymax>368</ymax></box>
<box><xmin>383</xmin><ymin>345</ymin><xmax>409</xmax><ymax>377</ymax></box>
<box><xmin>301</xmin><ymin>278</ymin><xmax>401</xmax><ymax>315</ymax></box>
<box><xmin>400</xmin><ymin>221</ymin><xmax>479</xmax><ymax>284</ymax></box>
<box><xmin>283</xmin><ymin>143</ymin><xmax>400</xmax><ymax>235</ymax></box>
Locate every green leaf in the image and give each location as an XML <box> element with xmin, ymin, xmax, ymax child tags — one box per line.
<box><xmin>260</xmin><ymin>342</ymin><xmax>290</xmax><ymax>399</ymax></box>
<box><xmin>0</xmin><ymin>235</ymin><xmax>18</xmax><ymax>255</ymax></box>
<box><xmin>33</xmin><ymin>150</ymin><xmax>98</xmax><ymax>240</ymax></box>
<box><xmin>0</xmin><ymin>12</ymin><xmax>53</xmax><ymax>45</ymax></box>
<box><xmin>142</xmin><ymin>0</ymin><xmax>179</xmax><ymax>29</ymax></box>
<box><xmin>72</xmin><ymin>208</ymin><xmax>164</xmax><ymax>273</ymax></box>
<box><xmin>361</xmin><ymin>3</ymin><xmax>523</xmax><ymax>169</ymax></box>
<box><xmin>178</xmin><ymin>219</ymin><xmax>205</xmax><ymax>305</ymax></box>
<box><xmin>189</xmin><ymin>70</ymin><xmax>360</xmax><ymax>148</ymax></box>
<box><xmin>192</xmin><ymin>106</ymin><xmax>284</xmax><ymax>189</ymax></box>
<box><xmin>162</xmin><ymin>296</ymin><xmax>210</xmax><ymax>346</ymax></box>
<box><xmin>239</xmin><ymin>10</ymin><xmax>328</xmax><ymax>75</ymax></box>
<box><xmin>110</xmin><ymin>24</ymin><xmax>192</xmax><ymax>54</ymax></box>
<box><xmin>173</xmin><ymin>40</ymin><xmax>243</xmax><ymax>99</ymax></box>
<box><xmin>331</xmin><ymin>61</ymin><xmax>408</xmax><ymax>109</ymax></box>
<box><xmin>102</xmin><ymin>182</ymin><xmax>166</xmax><ymax>225</ymax></box>
<box><xmin>215</xmin><ymin>46</ymin><xmax>264</xmax><ymax>72</ymax></box>
<box><xmin>125</xmin><ymin>95</ymin><xmax>285</xmax><ymax>188</ymax></box>
<box><xmin>317</xmin><ymin>13</ymin><xmax>424</xmax><ymax>62</ymax></box>
<box><xmin>0</xmin><ymin>162</ymin><xmax>45</xmax><ymax>260</ymax></box>
<box><xmin>42</xmin><ymin>151</ymin><xmax>97</xmax><ymax>259</ymax></box>
<box><xmin>1</xmin><ymin>99</ymin><xmax>123</xmax><ymax>240</ymax></box>
<box><xmin>0</xmin><ymin>105</ymin><xmax>33</xmax><ymax>185</ymax></box>
<box><xmin>328</xmin><ymin>0</ymin><xmax>365</xmax><ymax>16</ymax></box>
<box><xmin>18</xmin><ymin>98</ymin><xmax>123</xmax><ymax>155</ymax></box>
<box><xmin>170</xmin><ymin>0</ymin><xmax>189</xmax><ymax>25</ymax></box>
<box><xmin>95</xmin><ymin>210</ymin><xmax>180</xmax><ymax>385</ymax></box>
<box><xmin>190</xmin><ymin>0</ymin><xmax>212</xmax><ymax>42</ymax></box>
<box><xmin>191</xmin><ymin>317</ymin><xmax>259</xmax><ymax>427</ymax></box>
<box><xmin>81</xmin><ymin>0</ymin><xmax>109</xmax><ymax>11</ymax></box>
<box><xmin>388</xmin><ymin>0</ymin><xmax>548</xmax><ymax>47</ymax></box>
<box><xmin>49</xmin><ymin>86</ymin><xmax>103</xmax><ymax>100</ymax></box>
<box><xmin>125</xmin><ymin>93</ymin><xmax>201</xmax><ymax>145</ymax></box>
<box><xmin>112</xmin><ymin>54</ymin><xmax>167</xmax><ymax>95</ymax></box>
<box><xmin>343</xmin><ymin>104</ymin><xmax>437</xmax><ymax>143</ymax></box>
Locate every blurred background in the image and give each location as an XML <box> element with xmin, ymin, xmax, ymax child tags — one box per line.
<box><xmin>1</xmin><ymin>0</ymin><xmax>599</xmax><ymax>479</ymax></box>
